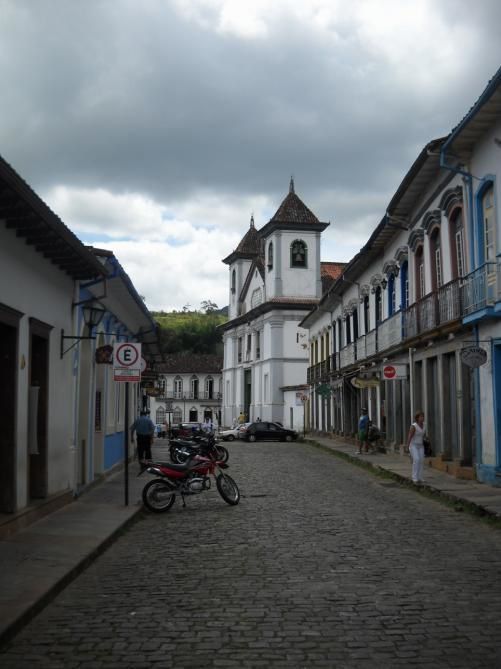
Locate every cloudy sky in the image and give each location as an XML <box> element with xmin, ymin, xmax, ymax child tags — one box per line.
<box><xmin>1</xmin><ymin>1</ymin><xmax>500</xmax><ymax>311</ymax></box>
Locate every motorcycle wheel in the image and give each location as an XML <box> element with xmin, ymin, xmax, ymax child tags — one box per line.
<box><xmin>142</xmin><ymin>479</ymin><xmax>176</xmax><ymax>513</ymax></box>
<box><xmin>169</xmin><ymin>446</ymin><xmax>180</xmax><ymax>463</ymax></box>
<box><xmin>216</xmin><ymin>473</ymin><xmax>240</xmax><ymax>506</ymax></box>
<box><xmin>216</xmin><ymin>445</ymin><xmax>229</xmax><ymax>462</ymax></box>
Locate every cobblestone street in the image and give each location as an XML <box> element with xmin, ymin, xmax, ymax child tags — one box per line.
<box><xmin>2</xmin><ymin>440</ymin><xmax>501</xmax><ymax>668</ymax></box>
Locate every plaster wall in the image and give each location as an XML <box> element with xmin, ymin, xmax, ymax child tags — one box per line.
<box><xmin>0</xmin><ymin>225</ymin><xmax>75</xmax><ymax>507</ymax></box>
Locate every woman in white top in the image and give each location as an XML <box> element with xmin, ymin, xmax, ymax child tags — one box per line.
<box><xmin>407</xmin><ymin>411</ymin><xmax>426</xmax><ymax>484</ymax></box>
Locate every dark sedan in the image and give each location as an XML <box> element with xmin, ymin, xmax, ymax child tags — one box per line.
<box><xmin>241</xmin><ymin>421</ymin><xmax>298</xmax><ymax>442</ymax></box>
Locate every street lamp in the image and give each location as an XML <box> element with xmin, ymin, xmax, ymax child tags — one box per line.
<box><xmin>60</xmin><ymin>301</ymin><xmax>106</xmax><ymax>358</ymax></box>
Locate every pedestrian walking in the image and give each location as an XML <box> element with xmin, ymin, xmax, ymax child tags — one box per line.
<box><xmin>130</xmin><ymin>410</ymin><xmax>155</xmax><ymax>468</ymax></box>
<box><xmin>407</xmin><ymin>411</ymin><xmax>426</xmax><ymax>484</ymax></box>
<box><xmin>357</xmin><ymin>408</ymin><xmax>370</xmax><ymax>454</ymax></box>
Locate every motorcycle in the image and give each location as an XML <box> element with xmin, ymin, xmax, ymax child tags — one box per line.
<box><xmin>169</xmin><ymin>434</ymin><xmax>229</xmax><ymax>465</ymax></box>
<box><xmin>140</xmin><ymin>450</ymin><xmax>240</xmax><ymax>513</ymax></box>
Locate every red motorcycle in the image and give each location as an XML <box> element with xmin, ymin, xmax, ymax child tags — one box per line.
<box><xmin>141</xmin><ymin>452</ymin><xmax>240</xmax><ymax>513</ymax></box>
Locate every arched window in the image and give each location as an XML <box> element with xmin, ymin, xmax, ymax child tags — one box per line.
<box><xmin>481</xmin><ymin>184</ymin><xmax>496</xmax><ymax>266</ymax></box>
<box><xmin>430</xmin><ymin>228</ymin><xmax>442</xmax><ymax>291</ymax></box>
<box><xmin>290</xmin><ymin>239</ymin><xmax>307</xmax><ymax>268</ymax></box>
<box><xmin>156</xmin><ymin>407</ymin><xmax>166</xmax><ymax>424</ymax></box>
<box><xmin>267</xmin><ymin>242</ymin><xmax>273</xmax><ymax>270</ymax></box>
<box><xmin>205</xmin><ymin>375</ymin><xmax>214</xmax><ymax>399</ymax></box>
<box><xmin>448</xmin><ymin>208</ymin><xmax>465</xmax><ymax>279</ymax></box>
<box><xmin>415</xmin><ymin>247</ymin><xmax>425</xmax><ymax>300</ymax></box>
<box><xmin>174</xmin><ymin>375</ymin><xmax>183</xmax><ymax>399</ymax></box>
<box><xmin>352</xmin><ymin>307</ymin><xmax>359</xmax><ymax>340</ymax></box>
<box><xmin>363</xmin><ymin>295</ymin><xmax>370</xmax><ymax>333</ymax></box>
<box><xmin>173</xmin><ymin>406</ymin><xmax>182</xmax><ymax>423</ymax></box>
<box><xmin>189</xmin><ymin>407</ymin><xmax>198</xmax><ymax>422</ymax></box>
<box><xmin>345</xmin><ymin>315</ymin><xmax>352</xmax><ymax>344</ymax></box>
<box><xmin>191</xmin><ymin>375</ymin><xmax>199</xmax><ymax>399</ymax></box>
<box><xmin>375</xmin><ymin>287</ymin><xmax>382</xmax><ymax>324</ymax></box>
<box><xmin>231</xmin><ymin>269</ymin><xmax>236</xmax><ymax>294</ymax></box>
<box><xmin>400</xmin><ymin>261</ymin><xmax>409</xmax><ymax>309</ymax></box>
<box><xmin>388</xmin><ymin>274</ymin><xmax>396</xmax><ymax>316</ymax></box>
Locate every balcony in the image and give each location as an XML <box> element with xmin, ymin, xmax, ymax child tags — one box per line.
<box><xmin>462</xmin><ymin>262</ymin><xmax>498</xmax><ymax>316</ymax></box>
<box><xmin>378</xmin><ymin>311</ymin><xmax>403</xmax><ymax>353</ymax></box>
<box><xmin>172</xmin><ymin>392</ymin><xmax>222</xmax><ymax>401</ymax></box>
<box><xmin>340</xmin><ymin>342</ymin><xmax>355</xmax><ymax>368</ymax></box>
<box><xmin>438</xmin><ymin>278</ymin><xmax>462</xmax><ymax>323</ymax></box>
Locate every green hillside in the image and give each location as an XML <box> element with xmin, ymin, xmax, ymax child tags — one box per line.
<box><xmin>152</xmin><ymin>308</ymin><xmax>227</xmax><ymax>356</ymax></box>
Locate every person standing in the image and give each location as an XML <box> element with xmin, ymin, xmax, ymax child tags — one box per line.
<box><xmin>357</xmin><ymin>408</ymin><xmax>370</xmax><ymax>454</ymax></box>
<box><xmin>237</xmin><ymin>411</ymin><xmax>246</xmax><ymax>425</ymax></box>
<box><xmin>407</xmin><ymin>411</ymin><xmax>426</xmax><ymax>484</ymax></box>
<box><xmin>130</xmin><ymin>410</ymin><xmax>155</xmax><ymax>466</ymax></box>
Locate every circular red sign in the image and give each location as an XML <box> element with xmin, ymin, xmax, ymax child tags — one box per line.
<box><xmin>383</xmin><ymin>365</ymin><xmax>396</xmax><ymax>379</ymax></box>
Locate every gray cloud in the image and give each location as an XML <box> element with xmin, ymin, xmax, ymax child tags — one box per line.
<box><xmin>1</xmin><ymin>0</ymin><xmax>499</xmax><ymax>309</ymax></box>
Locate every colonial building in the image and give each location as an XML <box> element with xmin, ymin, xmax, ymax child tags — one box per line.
<box><xmin>149</xmin><ymin>353</ymin><xmax>223</xmax><ymax>428</ymax></box>
<box><xmin>0</xmin><ymin>155</ymin><xmax>159</xmax><ymax>531</ymax></box>
<box><xmin>302</xmin><ymin>65</ymin><xmax>501</xmax><ymax>484</ymax></box>
<box><xmin>220</xmin><ymin>179</ymin><xmax>344</xmax><ymax>430</ymax></box>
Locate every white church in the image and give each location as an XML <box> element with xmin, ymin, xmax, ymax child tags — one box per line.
<box><xmin>220</xmin><ymin>179</ymin><xmax>343</xmax><ymax>430</ymax></box>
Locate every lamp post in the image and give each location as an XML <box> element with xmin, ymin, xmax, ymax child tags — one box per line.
<box><xmin>60</xmin><ymin>301</ymin><xmax>106</xmax><ymax>358</ymax></box>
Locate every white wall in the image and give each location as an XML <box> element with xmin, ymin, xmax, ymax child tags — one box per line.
<box><xmin>0</xmin><ymin>225</ymin><xmax>76</xmax><ymax>507</ymax></box>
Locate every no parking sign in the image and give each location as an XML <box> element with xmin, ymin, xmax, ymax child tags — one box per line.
<box><xmin>113</xmin><ymin>342</ymin><xmax>142</xmax><ymax>382</ymax></box>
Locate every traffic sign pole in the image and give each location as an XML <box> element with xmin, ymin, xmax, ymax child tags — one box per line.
<box><xmin>124</xmin><ymin>382</ymin><xmax>129</xmax><ymax>506</ymax></box>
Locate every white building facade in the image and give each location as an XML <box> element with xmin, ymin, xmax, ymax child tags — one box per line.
<box><xmin>220</xmin><ymin>180</ymin><xmax>342</xmax><ymax>431</ymax></box>
<box><xmin>0</xmin><ymin>156</ymin><xmax>159</xmax><ymax>531</ymax></box>
<box><xmin>302</xmin><ymin>66</ymin><xmax>501</xmax><ymax>485</ymax></box>
<box><xmin>148</xmin><ymin>354</ymin><xmax>223</xmax><ymax>428</ymax></box>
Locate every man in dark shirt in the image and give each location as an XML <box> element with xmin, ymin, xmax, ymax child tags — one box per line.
<box><xmin>357</xmin><ymin>408</ymin><xmax>370</xmax><ymax>454</ymax></box>
<box><xmin>131</xmin><ymin>410</ymin><xmax>155</xmax><ymax>465</ymax></box>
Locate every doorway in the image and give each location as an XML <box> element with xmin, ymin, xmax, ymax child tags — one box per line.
<box><xmin>0</xmin><ymin>315</ymin><xmax>19</xmax><ymax>512</ymax></box>
<box><xmin>29</xmin><ymin>323</ymin><xmax>50</xmax><ymax>499</ymax></box>
<box><xmin>244</xmin><ymin>369</ymin><xmax>252</xmax><ymax>420</ymax></box>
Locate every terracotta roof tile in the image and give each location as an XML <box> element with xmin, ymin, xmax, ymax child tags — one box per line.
<box><xmin>157</xmin><ymin>353</ymin><xmax>223</xmax><ymax>375</ymax></box>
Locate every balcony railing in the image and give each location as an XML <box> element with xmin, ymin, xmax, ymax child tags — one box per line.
<box><xmin>462</xmin><ymin>262</ymin><xmax>497</xmax><ymax>315</ymax></box>
<box><xmin>377</xmin><ymin>311</ymin><xmax>403</xmax><ymax>353</ymax></box>
<box><xmin>340</xmin><ymin>342</ymin><xmax>355</xmax><ymax>368</ymax></box>
<box><xmin>438</xmin><ymin>277</ymin><xmax>462</xmax><ymax>323</ymax></box>
<box><xmin>356</xmin><ymin>334</ymin><xmax>367</xmax><ymax>360</ymax></box>
<box><xmin>366</xmin><ymin>329</ymin><xmax>377</xmax><ymax>357</ymax></box>
<box><xmin>403</xmin><ymin>292</ymin><xmax>438</xmax><ymax>339</ymax></box>
<box><xmin>172</xmin><ymin>392</ymin><xmax>222</xmax><ymax>401</ymax></box>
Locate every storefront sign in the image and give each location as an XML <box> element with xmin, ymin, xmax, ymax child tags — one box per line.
<box><xmin>351</xmin><ymin>376</ymin><xmax>380</xmax><ymax>389</ymax></box>
<box><xmin>461</xmin><ymin>346</ymin><xmax>488</xmax><ymax>368</ymax></box>
<box><xmin>382</xmin><ymin>364</ymin><xmax>407</xmax><ymax>380</ymax></box>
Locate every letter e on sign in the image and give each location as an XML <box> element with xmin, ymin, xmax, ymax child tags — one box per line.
<box><xmin>114</xmin><ymin>343</ymin><xmax>141</xmax><ymax>368</ymax></box>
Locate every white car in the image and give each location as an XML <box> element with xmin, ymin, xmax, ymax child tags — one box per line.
<box><xmin>219</xmin><ymin>423</ymin><xmax>250</xmax><ymax>441</ymax></box>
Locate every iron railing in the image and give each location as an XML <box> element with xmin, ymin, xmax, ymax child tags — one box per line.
<box><xmin>462</xmin><ymin>262</ymin><xmax>497</xmax><ymax>315</ymax></box>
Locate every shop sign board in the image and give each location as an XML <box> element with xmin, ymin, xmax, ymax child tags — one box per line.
<box><xmin>461</xmin><ymin>346</ymin><xmax>488</xmax><ymax>368</ymax></box>
<box><xmin>382</xmin><ymin>364</ymin><xmax>407</xmax><ymax>380</ymax></box>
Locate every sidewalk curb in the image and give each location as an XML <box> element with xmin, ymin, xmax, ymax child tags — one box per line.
<box><xmin>306</xmin><ymin>438</ymin><xmax>501</xmax><ymax>524</ymax></box>
<box><xmin>0</xmin><ymin>506</ymin><xmax>144</xmax><ymax>649</ymax></box>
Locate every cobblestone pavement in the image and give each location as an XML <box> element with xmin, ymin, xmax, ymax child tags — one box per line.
<box><xmin>2</xmin><ymin>441</ymin><xmax>501</xmax><ymax>668</ymax></box>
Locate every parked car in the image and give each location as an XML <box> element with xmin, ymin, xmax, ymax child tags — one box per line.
<box><xmin>219</xmin><ymin>423</ymin><xmax>251</xmax><ymax>441</ymax></box>
<box><xmin>155</xmin><ymin>424</ymin><xmax>166</xmax><ymax>439</ymax></box>
<box><xmin>241</xmin><ymin>421</ymin><xmax>298</xmax><ymax>442</ymax></box>
<box><xmin>170</xmin><ymin>422</ymin><xmax>203</xmax><ymax>439</ymax></box>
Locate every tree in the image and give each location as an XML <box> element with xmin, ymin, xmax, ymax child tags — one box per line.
<box><xmin>200</xmin><ymin>300</ymin><xmax>218</xmax><ymax>313</ymax></box>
